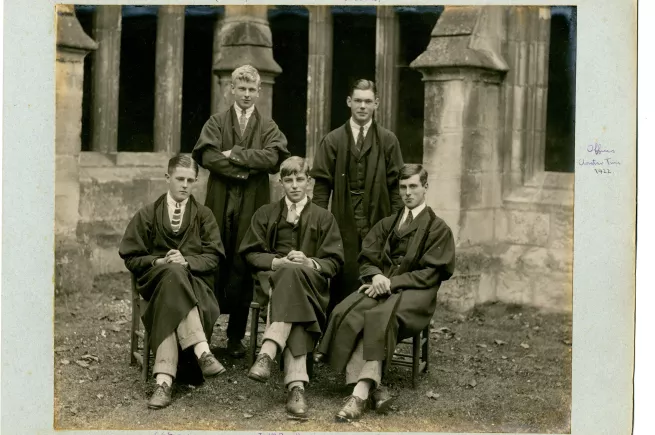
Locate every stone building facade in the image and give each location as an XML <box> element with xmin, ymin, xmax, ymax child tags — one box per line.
<box><xmin>55</xmin><ymin>5</ymin><xmax>573</xmax><ymax>312</ymax></box>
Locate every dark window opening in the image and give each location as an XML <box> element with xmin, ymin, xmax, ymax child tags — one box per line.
<box><xmin>269</xmin><ymin>7</ymin><xmax>309</xmax><ymax>157</ymax></box>
<box><xmin>330</xmin><ymin>8</ymin><xmax>376</xmax><ymax>130</ymax></box>
<box><xmin>545</xmin><ymin>7</ymin><xmax>576</xmax><ymax>173</ymax></box>
<box><xmin>76</xmin><ymin>8</ymin><xmax>93</xmax><ymax>152</ymax></box>
<box><xmin>396</xmin><ymin>7</ymin><xmax>442</xmax><ymax>164</ymax></box>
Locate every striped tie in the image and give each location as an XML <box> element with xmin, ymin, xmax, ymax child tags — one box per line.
<box><xmin>171</xmin><ymin>203</ymin><xmax>182</xmax><ymax>233</ymax></box>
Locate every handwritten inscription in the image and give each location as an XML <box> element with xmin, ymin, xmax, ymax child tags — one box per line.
<box><xmin>579</xmin><ymin>143</ymin><xmax>621</xmax><ymax>174</ymax></box>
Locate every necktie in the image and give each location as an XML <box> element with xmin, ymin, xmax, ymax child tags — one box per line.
<box><xmin>355</xmin><ymin>127</ymin><xmax>364</xmax><ymax>155</ymax></box>
<box><xmin>400</xmin><ymin>211</ymin><xmax>413</xmax><ymax>232</ymax></box>
<box><xmin>171</xmin><ymin>203</ymin><xmax>182</xmax><ymax>233</ymax></box>
<box><xmin>239</xmin><ymin>109</ymin><xmax>247</xmax><ymax>135</ymax></box>
<box><xmin>287</xmin><ymin>203</ymin><xmax>299</xmax><ymax>225</ymax></box>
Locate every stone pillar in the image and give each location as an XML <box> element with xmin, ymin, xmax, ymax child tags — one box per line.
<box><xmin>306</xmin><ymin>6</ymin><xmax>333</xmax><ymax>165</ymax></box>
<box><xmin>211</xmin><ymin>13</ymin><xmax>224</xmax><ymax>115</ymax></box>
<box><xmin>375</xmin><ymin>6</ymin><xmax>400</xmax><ymax>132</ymax></box>
<box><xmin>55</xmin><ymin>5</ymin><xmax>97</xmax><ymax>294</ymax></box>
<box><xmin>213</xmin><ymin>5</ymin><xmax>282</xmax><ymax>119</ymax></box>
<box><xmin>153</xmin><ymin>6</ymin><xmax>185</xmax><ymax>153</ymax></box>
<box><xmin>90</xmin><ymin>5</ymin><xmax>122</xmax><ymax>153</ymax></box>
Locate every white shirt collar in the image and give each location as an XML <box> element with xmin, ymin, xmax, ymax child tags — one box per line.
<box><xmin>401</xmin><ymin>201</ymin><xmax>427</xmax><ymax>225</ymax></box>
<box><xmin>349</xmin><ymin>118</ymin><xmax>373</xmax><ymax>140</ymax></box>
<box><xmin>285</xmin><ymin>194</ymin><xmax>308</xmax><ymax>213</ymax></box>
<box><xmin>166</xmin><ymin>191</ymin><xmax>189</xmax><ymax>208</ymax></box>
<box><xmin>234</xmin><ymin>102</ymin><xmax>255</xmax><ymax>118</ymax></box>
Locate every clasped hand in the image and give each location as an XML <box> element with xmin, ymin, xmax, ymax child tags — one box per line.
<box><xmin>272</xmin><ymin>250</ymin><xmax>313</xmax><ymax>270</ymax></box>
<box><xmin>358</xmin><ymin>274</ymin><xmax>392</xmax><ymax>298</ymax></box>
<box><xmin>155</xmin><ymin>249</ymin><xmax>186</xmax><ymax>266</ymax></box>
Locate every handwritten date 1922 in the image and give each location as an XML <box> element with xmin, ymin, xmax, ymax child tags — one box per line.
<box><xmin>594</xmin><ymin>168</ymin><xmax>612</xmax><ymax>174</ymax></box>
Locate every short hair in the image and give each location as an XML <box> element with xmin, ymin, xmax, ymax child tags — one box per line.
<box><xmin>279</xmin><ymin>156</ymin><xmax>310</xmax><ymax>178</ymax></box>
<box><xmin>231</xmin><ymin>65</ymin><xmax>261</xmax><ymax>86</ymax></box>
<box><xmin>350</xmin><ymin>79</ymin><xmax>377</xmax><ymax>97</ymax></box>
<box><xmin>399</xmin><ymin>164</ymin><xmax>428</xmax><ymax>186</ymax></box>
<box><xmin>167</xmin><ymin>154</ymin><xmax>199</xmax><ymax>177</ymax></box>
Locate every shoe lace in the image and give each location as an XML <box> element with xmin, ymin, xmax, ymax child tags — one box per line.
<box><xmin>153</xmin><ymin>383</ymin><xmax>169</xmax><ymax>398</ymax></box>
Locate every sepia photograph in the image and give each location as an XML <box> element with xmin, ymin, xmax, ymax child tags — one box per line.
<box><xmin>50</xmin><ymin>3</ymin><xmax>580</xmax><ymax>432</ymax></box>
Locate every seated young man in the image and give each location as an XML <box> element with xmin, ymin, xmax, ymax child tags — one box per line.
<box><xmin>119</xmin><ymin>155</ymin><xmax>227</xmax><ymax>410</ymax></box>
<box><xmin>239</xmin><ymin>156</ymin><xmax>344</xmax><ymax>419</ymax></box>
<box><xmin>316</xmin><ymin>164</ymin><xmax>456</xmax><ymax>422</ymax></box>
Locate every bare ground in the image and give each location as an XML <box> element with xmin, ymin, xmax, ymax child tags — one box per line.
<box><xmin>54</xmin><ymin>273</ymin><xmax>572</xmax><ymax>432</ymax></box>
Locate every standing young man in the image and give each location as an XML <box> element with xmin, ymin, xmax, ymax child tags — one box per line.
<box><xmin>192</xmin><ymin>65</ymin><xmax>289</xmax><ymax>358</ymax></box>
<box><xmin>239</xmin><ymin>157</ymin><xmax>344</xmax><ymax>420</ymax></box>
<box><xmin>119</xmin><ymin>155</ymin><xmax>226</xmax><ymax>409</ymax></box>
<box><xmin>317</xmin><ymin>164</ymin><xmax>456</xmax><ymax>422</ymax></box>
<box><xmin>310</xmin><ymin>79</ymin><xmax>404</xmax><ymax>311</ymax></box>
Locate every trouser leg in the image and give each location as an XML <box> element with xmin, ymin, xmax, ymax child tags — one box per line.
<box><xmin>345</xmin><ymin>337</ymin><xmax>382</xmax><ymax>388</ymax></box>
<box><xmin>153</xmin><ymin>333</ymin><xmax>178</xmax><ymax>378</ymax></box>
<box><xmin>261</xmin><ymin>321</ymin><xmax>293</xmax><ymax>354</ymax></box>
<box><xmin>176</xmin><ymin>306</ymin><xmax>207</xmax><ymax>350</ymax></box>
<box><xmin>283</xmin><ymin>348</ymin><xmax>309</xmax><ymax>387</ymax></box>
<box><xmin>226</xmin><ymin>303</ymin><xmax>249</xmax><ymax>341</ymax></box>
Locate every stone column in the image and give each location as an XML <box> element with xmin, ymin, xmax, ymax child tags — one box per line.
<box><xmin>375</xmin><ymin>6</ymin><xmax>400</xmax><ymax>132</ymax></box>
<box><xmin>410</xmin><ymin>6</ymin><xmax>508</xmax><ymax>311</ymax></box>
<box><xmin>55</xmin><ymin>5</ymin><xmax>97</xmax><ymax>294</ymax></box>
<box><xmin>90</xmin><ymin>5</ymin><xmax>122</xmax><ymax>153</ymax></box>
<box><xmin>306</xmin><ymin>6</ymin><xmax>333</xmax><ymax>164</ymax></box>
<box><xmin>153</xmin><ymin>6</ymin><xmax>185</xmax><ymax>153</ymax></box>
<box><xmin>213</xmin><ymin>5</ymin><xmax>281</xmax><ymax>119</ymax></box>
<box><xmin>211</xmin><ymin>13</ymin><xmax>224</xmax><ymax>115</ymax></box>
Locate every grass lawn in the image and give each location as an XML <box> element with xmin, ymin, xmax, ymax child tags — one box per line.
<box><xmin>54</xmin><ymin>273</ymin><xmax>571</xmax><ymax>432</ymax></box>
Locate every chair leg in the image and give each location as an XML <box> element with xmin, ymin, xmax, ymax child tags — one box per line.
<box><xmin>422</xmin><ymin>326</ymin><xmax>429</xmax><ymax>373</ymax></box>
<box><xmin>412</xmin><ymin>333</ymin><xmax>420</xmax><ymax>389</ymax></box>
<box><xmin>130</xmin><ymin>302</ymin><xmax>139</xmax><ymax>366</ymax></box>
<box><xmin>142</xmin><ymin>329</ymin><xmax>150</xmax><ymax>383</ymax></box>
<box><xmin>249</xmin><ymin>302</ymin><xmax>260</xmax><ymax>367</ymax></box>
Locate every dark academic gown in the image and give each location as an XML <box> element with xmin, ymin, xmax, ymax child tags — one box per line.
<box><xmin>239</xmin><ymin>198</ymin><xmax>344</xmax><ymax>356</ymax></box>
<box><xmin>192</xmin><ymin>106</ymin><xmax>289</xmax><ymax>314</ymax></box>
<box><xmin>118</xmin><ymin>194</ymin><xmax>225</xmax><ymax>381</ymax></box>
<box><xmin>318</xmin><ymin>206</ymin><xmax>455</xmax><ymax>377</ymax></box>
<box><xmin>310</xmin><ymin>121</ymin><xmax>404</xmax><ymax>308</ymax></box>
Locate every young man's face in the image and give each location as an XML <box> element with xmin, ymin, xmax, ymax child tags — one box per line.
<box><xmin>231</xmin><ymin>79</ymin><xmax>260</xmax><ymax>110</ymax></box>
<box><xmin>399</xmin><ymin>174</ymin><xmax>428</xmax><ymax>210</ymax></box>
<box><xmin>347</xmin><ymin>89</ymin><xmax>379</xmax><ymax>126</ymax></box>
<box><xmin>280</xmin><ymin>172</ymin><xmax>309</xmax><ymax>203</ymax></box>
<box><xmin>165</xmin><ymin>166</ymin><xmax>197</xmax><ymax>203</ymax></box>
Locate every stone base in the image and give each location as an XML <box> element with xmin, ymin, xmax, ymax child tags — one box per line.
<box><xmin>55</xmin><ymin>236</ymin><xmax>94</xmax><ymax>295</ymax></box>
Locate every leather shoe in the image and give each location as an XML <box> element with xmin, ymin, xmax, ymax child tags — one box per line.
<box><xmin>286</xmin><ymin>386</ymin><xmax>308</xmax><ymax>419</ymax></box>
<box><xmin>371</xmin><ymin>386</ymin><xmax>394</xmax><ymax>413</ymax></box>
<box><xmin>313</xmin><ymin>352</ymin><xmax>326</xmax><ymax>364</ymax></box>
<box><xmin>147</xmin><ymin>382</ymin><xmax>172</xmax><ymax>409</ymax></box>
<box><xmin>248</xmin><ymin>353</ymin><xmax>274</xmax><ymax>383</ymax></box>
<box><xmin>227</xmin><ymin>339</ymin><xmax>247</xmax><ymax>358</ymax></box>
<box><xmin>198</xmin><ymin>351</ymin><xmax>226</xmax><ymax>377</ymax></box>
<box><xmin>335</xmin><ymin>395</ymin><xmax>369</xmax><ymax>422</ymax></box>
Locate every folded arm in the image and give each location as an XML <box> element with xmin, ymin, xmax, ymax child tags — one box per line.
<box><xmin>227</xmin><ymin>119</ymin><xmax>289</xmax><ymax>172</ymax></box>
<box><xmin>191</xmin><ymin>116</ymin><xmax>250</xmax><ymax>180</ymax></box>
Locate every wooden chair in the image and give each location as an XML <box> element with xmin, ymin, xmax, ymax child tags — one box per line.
<box><xmin>390</xmin><ymin>326</ymin><xmax>430</xmax><ymax>388</ymax></box>
<box><xmin>129</xmin><ymin>274</ymin><xmax>151</xmax><ymax>382</ymax></box>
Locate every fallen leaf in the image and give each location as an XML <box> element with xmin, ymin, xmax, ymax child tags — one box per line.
<box><xmin>520</xmin><ymin>342</ymin><xmax>530</xmax><ymax>349</ymax></box>
<box><xmin>468</xmin><ymin>379</ymin><xmax>477</xmax><ymax>387</ymax></box>
<box><xmin>55</xmin><ymin>346</ymin><xmax>70</xmax><ymax>353</ymax></box>
<box><xmin>476</xmin><ymin>343</ymin><xmax>487</xmax><ymax>348</ymax></box>
<box><xmin>110</xmin><ymin>325</ymin><xmax>122</xmax><ymax>332</ymax></box>
<box><xmin>438</xmin><ymin>327</ymin><xmax>452</xmax><ymax>333</ymax></box>
<box><xmin>562</xmin><ymin>339</ymin><xmax>572</xmax><ymax>346</ymax></box>
<box><xmin>96</xmin><ymin>394</ymin><xmax>104</xmax><ymax>399</ymax></box>
<box><xmin>533</xmin><ymin>326</ymin><xmax>541</xmax><ymax>331</ymax></box>
<box><xmin>426</xmin><ymin>390</ymin><xmax>440</xmax><ymax>399</ymax></box>
<box><xmin>494</xmin><ymin>339</ymin><xmax>507</xmax><ymax>346</ymax></box>
<box><xmin>527</xmin><ymin>354</ymin><xmax>537</xmax><ymax>358</ymax></box>
<box><xmin>243</xmin><ymin>413</ymin><xmax>253</xmax><ymax>419</ymax></box>
<box><xmin>237</xmin><ymin>395</ymin><xmax>246</xmax><ymax>401</ymax></box>
<box><xmin>61</xmin><ymin>359</ymin><xmax>70</xmax><ymax>365</ymax></box>
<box><xmin>501</xmin><ymin>355</ymin><xmax>508</xmax><ymax>359</ymax></box>
<box><xmin>75</xmin><ymin>360</ymin><xmax>90</xmax><ymax>368</ymax></box>
<box><xmin>101</xmin><ymin>330</ymin><xmax>107</xmax><ymax>338</ymax></box>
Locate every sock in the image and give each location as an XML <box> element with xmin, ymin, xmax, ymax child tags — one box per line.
<box><xmin>288</xmin><ymin>381</ymin><xmax>304</xmax><ymax>391</ymax></box>
<box><xmin>155</xmin><ymin>373</ymin><xmax>173</xmax><ymax>387</ymax></box>
<box><xmin>352</xmin><ymin>379</ymin><xmax>373</xmax><ymax>400</ymax></box>
<box><xmin>260</xmin><ymin>339</ymin><xmax>278</xmax><ymax>359</ymax></box>
<box><xmin>193</xmin><ymin>341</ymin><xmax>211</xmax><ymax>359</ymax></box>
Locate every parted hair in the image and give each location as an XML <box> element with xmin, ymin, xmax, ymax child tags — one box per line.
<box><xmin>167</xmin><ymin>154</ymin><xmax>199</xmax><ymax>177</ymax></box>
<box><xmin>231</xmin><ymin>65</ymin><xmax>261</xmax><ymax>86</ymax></box>
<box><xmin>279</xmin><ymin>156</ymin><xmax>310</xmax><ymax>178</ymax></box>
<box><xmin>350</xmin><ymin>79</ymin><xmax>377</xmax><ymax>97</ymax></box>
<box><xmin>399</xmin><ymin>164</ymin><xmax>428</xmax><ymax>186</ymax></box>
